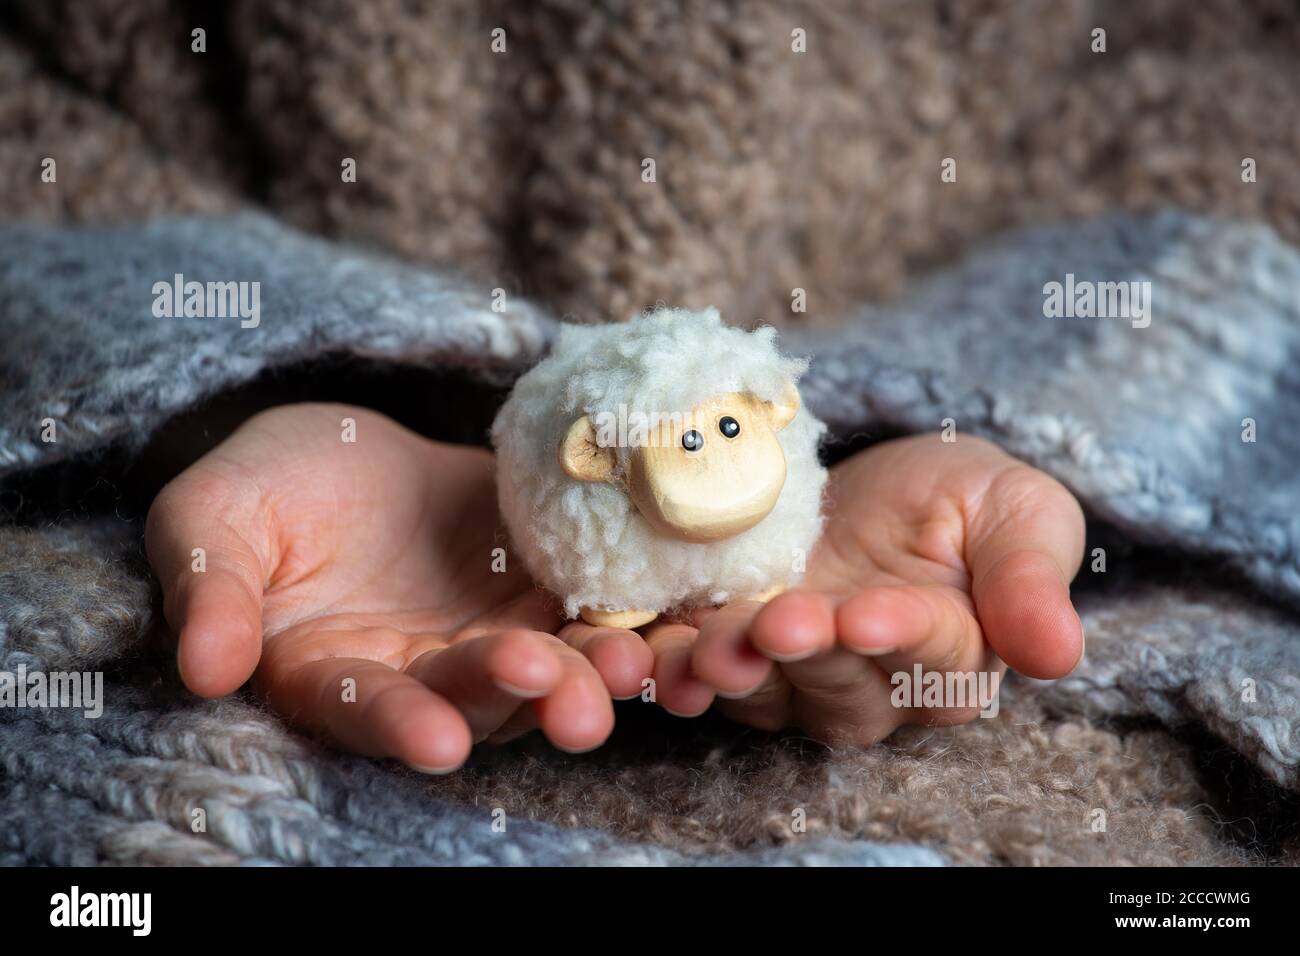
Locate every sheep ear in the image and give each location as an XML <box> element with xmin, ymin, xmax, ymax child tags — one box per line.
<box><xmin>559</xmin><ymin>415</ymin><xmax>616</xmax><ymax>483</ymax></box>
<box><xmin>761</xmin><ymin>383</ymin><xmax>801</xmax><ymax>432</ymax></box>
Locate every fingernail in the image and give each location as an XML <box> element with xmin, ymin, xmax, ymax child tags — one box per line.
<box><xmin>765</xmin><ymin>648</ymin><xmax>817</xmax><ymax>663</ymax></box>
<box><xmin>492</xmin><ymin>678</ymin><xmax>547</xmax><ymax>698</ymax></box>
<box><xmin>662</xmin><ymin>706</ymin><xmax>711</xmax><ymax>718</ymax></box>
<box><xmin>850</xmin><ymin>645</ymin><xmax>897</xmax><ymax>657</ymax></box>
<box><xmin>553</xmin><ymin>741</ymin><xmax>601</xmax><ymax>754</ymax></box>
<box><xmin>716</xmin><ymin>682</ymin><xmax>765</xmax><ymax>699</ymax></box>
<box><xmin>407</xmin><ymin>761</ymin><xmax>463</xmax><ymax>776</ymax></box>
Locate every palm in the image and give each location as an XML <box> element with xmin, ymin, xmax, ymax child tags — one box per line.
<box><xmin>146</xmin><ymin>404</ymin><xmax>611</xmax><ymax>772</ymax></box>
<box><xmin>247</xmin><ymin>407</ymin><xmax>559</xmax><ymax>663</ymax></box>
<box><xmin>644</xmin><ymin>434</ymin><xmax>1087</xmax><ymax>743</ymax></box>
<box><xmin>805</xmin><ymin>439</ymin><xmax>985</xmax><ymax>599</ymax></box>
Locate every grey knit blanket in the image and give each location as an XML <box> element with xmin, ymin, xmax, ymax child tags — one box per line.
<box><xmin>2</xmin><ymin>210</ymin><xmax>1298</xmax><ymax>865</ymax></box>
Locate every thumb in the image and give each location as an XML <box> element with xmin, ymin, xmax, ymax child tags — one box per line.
<box><xmin>145</xmin><ymin>473</ymin><xmax>270</xmax><ymax>697</ymax></box>
<box><xmin>968</xmin><ymin>471</ymin><xmax>1086</xmax><ymax>679</ymax></box>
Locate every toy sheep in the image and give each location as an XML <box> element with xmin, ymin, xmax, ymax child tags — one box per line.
<box><xmin>491</xmin><ymin>307</ymin><xmax>827</xmax><ymax>628</ymax></box>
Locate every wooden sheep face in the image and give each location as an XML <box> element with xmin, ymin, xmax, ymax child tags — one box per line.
<box><xmin>559</xmin><ymin>384</ymin><xmax>801</xmax><ymax>544</ymax></box>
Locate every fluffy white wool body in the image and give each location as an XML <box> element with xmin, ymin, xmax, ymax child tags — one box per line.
<box><xmin>492</xmin><ymin>307</ymin><xmax>827</xmax><ymax>618</ymax></box>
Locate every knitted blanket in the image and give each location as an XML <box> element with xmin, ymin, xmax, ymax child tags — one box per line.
<box><xmin>2</xmin><ymin>210</ymin><xmax>1298</xmax><ymax>865</ymax></box>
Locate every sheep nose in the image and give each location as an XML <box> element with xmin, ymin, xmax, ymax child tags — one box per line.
<box><xmin>635</xmin><ymin>465</ymin><xmax>787</xmax><ymax>544</ymax></box>
<box><xmin>682</xmin><ymin>500</ymin><xmax>777</xmax><ymax>541</ymax></box>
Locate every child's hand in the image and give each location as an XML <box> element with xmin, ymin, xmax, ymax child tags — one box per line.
<box><xmin>634</xmin><ymin>434</ymin><xmax>1086</xmax><ymax>743</ymax></box>
<box><xmin>145</xmin><ymin>404</ymin><xmax>647</xmax><ymax>772</ymax></box>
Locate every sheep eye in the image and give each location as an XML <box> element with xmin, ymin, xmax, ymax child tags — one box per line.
<box><xmin>719</xmin><ymin>416</ymin><xmax>740</xmax><ymax>439</ymax></box>
<box><xmin>682</xmin><ymin>429</ymin><xmax>704</xmax><ymax>452</ymax></box>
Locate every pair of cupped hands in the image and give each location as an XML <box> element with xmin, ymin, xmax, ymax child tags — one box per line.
<box><xmin>145</xmin><ymin>403</ymin><xmax>1086</xmax><ymax>773</ymax></box>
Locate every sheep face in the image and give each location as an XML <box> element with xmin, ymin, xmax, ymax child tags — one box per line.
<box><xmin>491</xmin><ymin>306</ymin><xmax>827</xmax><ymax>624</ymax></box>
<box><xmin>559</xmin><ymin>386</ymin><xmax>801</xmax><ymax>544</ymax></box>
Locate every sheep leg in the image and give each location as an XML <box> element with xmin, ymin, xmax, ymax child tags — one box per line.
<box><xmin>580</xmin><ymin>606</ymin><xmax>658</xmax><ymax>629</ymax></box>
<box><xmin>745</xmin><ymin>584</ymin><xmax>786</xmax><ymax>604</ymax></box>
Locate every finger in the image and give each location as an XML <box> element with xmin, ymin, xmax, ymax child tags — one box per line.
<box><xmin>529</xmin><ymin>637</ymin><xmax>616</xmax><ymax>753</ymax></box>
<box><xmin>406</xmin><ymin>630</ymin><xmax>565</xmax><ymax>742</ymax></box>
<box><xmin>968</xmin><ymin>474</ymin><xmax>1086</xmax><ymax>678</ymax></box>
<box><xmin>710</xmin><ymin>669</ymin><xmax>793</xmax><ymax>732</ymax></box>
<box><xmin>259</xmin><ymin>657</ymin><xmax>472</xmax><ymax>773</ymax></box>
<box><xmin>689</xmin><ymin>602</ymin><xmax>773</xmax><ymax>697</ymax></box>
<box><xmin>837</xmin><ymin>585</ymin><xmax>987</xmax><ymax>675</ymax></box>
<box><xmin>688</xmin><ymin>604</ymin><xmax>791</xmax><ymax>728</ymax></box>
<box><xmin>483</xmin><ymin>705</ymin><xmax>540</xmax><ymax>745</ymax></box>
<box><xmin>750</xmin><ymin>591</ymin><xmax>885</xmax><ymax>699</ymax></box>
<box><xmin>642</xmin><ymin>621</ymin><xmax>714</xmax><ymax>718</ymax></box>
<box><xmin>746</xmin><ymin>590</ymin><xmax>837</xmax><ymax>662</ymax></box>
<box><xmin>555</xmin><ymin>621</ymin><xmax>655</xmax><ymax>700</ymax></box>
<box><xmin>836</xmin><ymin>585</ymin><xmax>1001</xmax><ymax>729</ymax></box>
<box><xmin>145</xmin><ymin>474</ymin><xmax>270</xmax><ymax>697</ymax></box>
<box><xmin>695</xmin><ymin>590</ymin><xmax>894</xmax><ymax>740</ymax></box>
